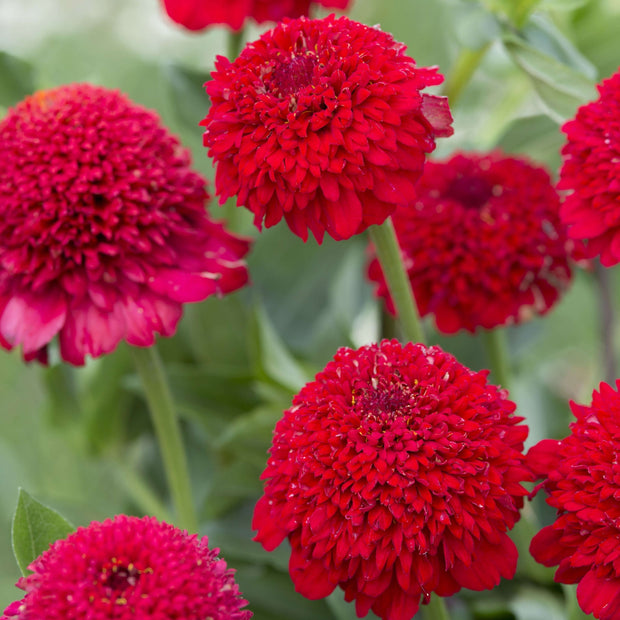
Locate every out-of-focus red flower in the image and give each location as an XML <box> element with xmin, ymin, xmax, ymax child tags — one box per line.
<box><xmin>1</xmin><ymin>515</ymin><xmax>252</xmax><ymax>620</ymax></box>
<box><xmin>530</xmin><ymin>381</ymin><xmax>620</xmax><ymax>620</ymax></box>
<box><xmin>202</xmin><ymin>15</ymin><xmax>453</xmax><ymax>243</ymax></box>
<box><xmin>253</xmin><ymin>339</ymin><xmax>532</xmax><ymax>620</ymax></box>
<box><xmin>161</xmin><ymin>0</ymin><xmax>351</xmax><ymax>32</ymax></box>
<box><xmin>367</xmin><ymin>151</ymin><xmax>574</xmax><ymax>333</ymax></box>
<box><xmin>559</xmin><ymin>69</ymin><xmax>620</xmax><ymax>267</ymax></box>
<box><xmin>0</xmin><ymin>84</ymin><xmax>250</xmax><ymax>365</ymax></box>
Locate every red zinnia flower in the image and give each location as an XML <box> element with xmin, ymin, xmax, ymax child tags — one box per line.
<box><xmin>0</xmin><ymin>84</ymin><xmax>250</xmax><ymax>365</ymax></box>
<box><xmin>529</xmin><ymin>381</ymin><xmax>620</xmax><ymax>620</ymax></box>
<box><xmin>253</xmin><ymin>339</ymin><xmax>532</xmax><ymax>620</ymax></box>
<box><xmin>162</xmin><ymin>0</ymin><xmax>351</xmax><ymax>31</ymax></box>
<box><xmin>202</xmin><ymin>15</ymin><xmax>453</xmax><ymax>243</ymax></box>
<box><xmin>367</xmin><ymin>151</ymin><xmax>573</xmax><ymax>333</ymax></box>
<box><xmin>559</xmin><ymin>69</ymin><xmax>620</xmax><ymax>266</ymax></box>
<box><xmin>1</xmin><ymin>514</ymin><xmax>252</xmax><ymax>620</ymax></box>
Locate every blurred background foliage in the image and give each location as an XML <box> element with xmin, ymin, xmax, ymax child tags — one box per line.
<box><xmin>1</xmin><ymin>0</ymin><xmax>620</xmax><ymax>617</ymax></box>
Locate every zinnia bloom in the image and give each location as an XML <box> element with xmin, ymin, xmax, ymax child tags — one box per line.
<box><xmin>0</xmin><ymin>83</ymin><xmax>250</xmax><ymax>365</ymax></box>
<box><xmin>367</xmin><ymin>151</ymin><xmax>573</xmax><ymax>333</ymax></box>
<box><xmin>202</xmin><ymin>15</ymin><xmax>453</xmax><ymax>243</ymax></box>
<box><xmin>162</xmin><ymin>0</ymin><xmax>351</xmax><ymax>31</ymax></box>
<box><xmin>529</xmin><ymin>381</ymin><xmax>620</xmax><ymax>620</ymax></box>
<box><xmin>559</xmin><ymin>69</ymin><xmax>620</xmax><ymax>266</ymax></box>
<box><xmin>253</xmin><ymin>339</ymin><xmax>532</xmax><ymax>620</ymax></box>
<box><xmin>1</xmin><ymin>514</ymin><xmax>251</xmax><ymax>620</ymax></box>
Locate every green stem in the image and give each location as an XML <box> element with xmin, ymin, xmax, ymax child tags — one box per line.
<box><xmin>227</xmin><ymin>28</ymin><xmax>244</xmax><ymax>60</ymax></box>
<box><xmin>130</xmin><ymin>346</ymin><xmax>198</xmax><ymax>533</ymax></box>
<box><xmin>594</xmin><ymin>260</ymin><xmax>616</xmax><ymax>384</ymax></box>
<box><xmin>441</xmin><ymin>43</ymin><xmax>491</xmax><ymax>107</ymax></box>
<box><xmin>483</xmin><ymin>329</ymin><xmax>510</xmax><ymax>390</ymax></box>
<box><xmin>369</xmin><ymin>219</ymin><xmax>426</xmax><ymax>345</ymax></box>
<box><xmin>423</xmin><ymin>596</ymin><xmax>451</xmax><ymax>620</ymax></box>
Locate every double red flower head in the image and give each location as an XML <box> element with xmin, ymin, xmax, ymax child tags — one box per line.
<box><xmin>559</xmin><ymin>69</ymin><xmax>620</xmax><ymax>267</ymax></box>
<box><xmin>254</xmin><ymin>339</ymin><xmax>533</xmax><ymax>620</ymax></box>
<box><xmin>368</xmin><ymin>151</ymin><xmax>574</xmax><ymax>333</ymax></box>
<box><xmin>202</xmin><ymin>14</ymin><xmax>453</xmax><ymax>243</ymax></box>
<box><xmin>530</xmin><ymin>381</ymin><xmax>620</xmax><ymax>620</ymax></box>
<box><xmin>0</xmin><ymin>84</ymin><xmax>250</xmax><ymax>365</ymax></box>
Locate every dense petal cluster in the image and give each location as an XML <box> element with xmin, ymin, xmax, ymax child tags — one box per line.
<box><xmin>0</xmin><ymin>84</ymin><xmax>250</xmax><ymax>365</ymax></box>
<box><xmin>529</xmin><ymin>381</ymin><xmax>620</xmax><ymax>620</ymax></box>
<box><xmin>253</xmin><ymin>339</ymin><xmax>532</xmax><ymax>620</ymax></box>
<box><xmin>1</xmin><ymin>515</ymin><xmax>251</xmax><ymax>620</ymax></box>
<box><xmin>202</xmin><ymin>15</ymin><xmax>453</xmax><ymax>243</ymax></box>
<box><xmin>559</xmin><ymin>69</ymin><xmax>620</xmax><ymax>266</ymax></box>
<box><xmin>367</xmin><ymin>151</ymin><xmax>573</xmax><ymax>333</ymax></box>
<box><xmin>162</xmin><ymin>0</ymin><xmax>351</xmax><ymax>31</ymax></box>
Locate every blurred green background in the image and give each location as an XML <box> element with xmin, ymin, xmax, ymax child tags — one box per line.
<box><xmin>1</xmin><ymin>0</ymin><xmax>620</xmax><ymax>617</ymax></box>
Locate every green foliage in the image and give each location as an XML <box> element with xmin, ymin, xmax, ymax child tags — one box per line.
<box><xmin>11</xmin><ymin>490</ymin><xmax>74</xmax><ymax>577</ymax></box>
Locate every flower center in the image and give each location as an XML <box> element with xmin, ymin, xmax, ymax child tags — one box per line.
<box><xmin>271</xmin><ymin>54</ymin><xmax>316</xmax><ymax>97</ymax></box>
<box><xmin>354</xmin><ymin>377</ymin><xmax>414</xmax><ymax>420</ymax></box>
<box><xmin>445</xmin><ymin>175</ymin><xmax>493</xmax><ymax>209</ymax></box>
<box><xmin>101</xmin><ymin>562</ymin><xmax>141</xmax><ymax>594</ymax></box>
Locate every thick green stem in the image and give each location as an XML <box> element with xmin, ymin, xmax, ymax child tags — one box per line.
<box><xmin>483</xmin><ymin>329</ymin><xmax>510</xmax><ymax>390</ymax></box>
<box><xmin>131</xmin><ymin>346</ymin><xmax>198</xmax><ymax>533</ymax></box>
<box><xmin>442</xmin><ymin>43</ymin><xmax>491</xmax><ymax>107</ymax></box>
<box><xmin>594</xmin><ymin>260</ymin><xmax>616</xmax><ymax>384</ymax></box>
<box><xmin>227</xmin><ymin>29</ymin><xmax>244</xmax><ymax>60</ymax></box>
<box><xmin>369</xmin><ymin>219</ymin><xmax>426</xmax><ymax>345</ymax></box>
<box><xmin>423</xmin><ymin>596</ymin><xmax>451</xmax><ymax>620</ymax></box>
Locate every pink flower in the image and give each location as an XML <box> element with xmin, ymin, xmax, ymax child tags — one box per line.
<box><xmin>202</xmin><ymin>15</ymin><xmax>453</xmax><ymax>243</ymax></box>
<box><xmin>1</xmin><ymin>515</ymin><xmax>252</xmax><ymax>620</ymax></box>
<box><xmin>161</xmin><ymin>0</ymin><xmax>352</xmax><ymax>32</ymax></box>
<box><xmin>530</xmin><ymin>381</ymin><xmax>620</xmax><ymax>620</ymax></box>
<box><xmin>254</xmin><ymin>339</ymin><xmax>532</xmax><ymax>620</ymax></box>
<box><xmin>0</xmin><ymin>84</ymin><xmax>250</xmax><ymax>365</ymax></box>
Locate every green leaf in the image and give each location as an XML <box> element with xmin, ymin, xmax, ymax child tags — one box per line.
<box><xmin>11</xmin><ymin>489</ymin><xmax>75</xmax><ymax>576</ymax></box>
<box><xmin>496</xmin><ymin>114</ymin><xmax>564</xmax><ymax>170</ymax></box>
<box><xmin>522</xmin><ymin>15</ymin><xmax>597</xmax><ymax>80</ymax></box>
<box><xmin>453</xmin><ymin>3</ymin><xmax>501</xmax><ymax>50</ymax></box>
<box><xmin>0</xmin><ymin>52</ymin><xmax>35</xmax><ymax>108</ymax></box>
<box><xmin>162</xmin><ymin>63</ymin><xmax>209</xmax><ymax>130</ymax></box>
<box><xmin>503</xmin><ymin>33</ymin><xmax>597</xmax><ymax>123</ymax></box>
<box><xmin>250</xmin><ymin>303</ymin><xmax>310</xmax><ymax>393</ymax></box>
<box><xmin>509</xmin><ymin>585</ymin><xmax>566</xmax><ymax>620</ymax></box>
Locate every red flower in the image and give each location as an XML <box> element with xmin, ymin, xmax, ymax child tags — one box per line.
<box><xmin>202</xmin><ymin>15</ymin><xmax>453</xmax><ymax>243</ymax></box>
<box><xmin>1</xmin><ymin>515</ymin><xmax>252</xmax><ymax>620</ymax></box>
<box><xmin>367</xmin><ymin>151</ymin><xmax>573</xmax><ymax>333</ymax></box>
<box><xmin>162</xmin><ymin>0</ymin><xmax>351</xmax><ymax>31</ymax></box>
<box><xmin>253</xmin><ymin>339</ymin><xmax>532</xmax><ymax>620</ymax></box>
<box><xmin>559</xmin><ymin>69</ymin><xmax>620</xmax><ymax>266</ymax></box>
<box><xmin>0</xmin><ymin>84</ymin><xmax>250</xmax><ymax>365</ymax></box>
<box><xmin>530</xmin><ymin>381</ymin><xmax>620</xmax><ymax>620</ymax></box>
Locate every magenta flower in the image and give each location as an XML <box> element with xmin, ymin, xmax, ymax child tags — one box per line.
<box><xmin>0</xmin><ymin>84</ymin><xmax>250</xmax><ymax>365</ymax></box>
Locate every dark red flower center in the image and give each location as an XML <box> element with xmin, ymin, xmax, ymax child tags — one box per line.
<box><xmin>271</xmin><ymin>53</ymin><xmax>316</xmax><ymax>97</ymax></box>
<box><xmin>354</xmin><ymin>377</ymin><xmax>414</xmax><ymax>420</ymax></box>
<box><xmin>445</xmin><ymin>175</ymin><xmax>493</xmax><ymax>209</ymax></box>
<box><xmin>100</xmin><ymin>562</ymin><xmax>141</xmax><ymax>594</ymax></box>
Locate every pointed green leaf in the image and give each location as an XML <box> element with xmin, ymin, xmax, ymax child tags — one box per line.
<box><xmin>503</xmin><ymin>33</ymin><xmax>597</xmax><ymax>123</ymax></box>
<box><xmin>250</xmin><ymin>303</ymin><xmax>310</xmax><ymax>393</ymax></box>
<box><xmin>11</xmin><ymin>489</ymin><xmax>75</xmax><ymax>576</ymax></box>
